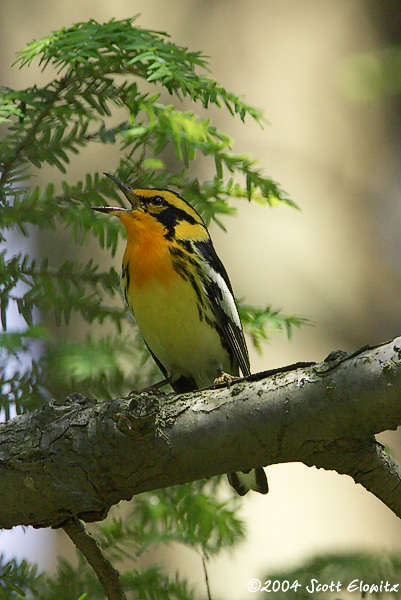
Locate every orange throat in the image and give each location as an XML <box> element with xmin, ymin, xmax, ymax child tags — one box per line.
<box><xmin>120</xmin><ymin>211</ymin><xmax>178</xmax><ymax>289</ymax></box>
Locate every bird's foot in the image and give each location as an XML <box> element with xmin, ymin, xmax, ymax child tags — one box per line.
<box><xmin>213</xmin><ymin>371</ymin><xmax>239</xmax><ymax>388</ymax></box>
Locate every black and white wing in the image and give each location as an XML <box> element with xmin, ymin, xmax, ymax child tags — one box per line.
<box><xmin>194</xmin><ymin>240</ymin><xmax>250</xmax><ymax>377</ymax></box>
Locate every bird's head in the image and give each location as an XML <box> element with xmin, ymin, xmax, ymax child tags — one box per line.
<box><xmin>91</xmin><ymin>173</ymin><xmax>208</xmax><ymax>242</ymax></box>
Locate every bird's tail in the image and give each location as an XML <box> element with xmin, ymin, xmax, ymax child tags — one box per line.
<box><xmin>227</xmin><ymin>467</ymin><xmax>268</xmax><ymax>496</ymax></box>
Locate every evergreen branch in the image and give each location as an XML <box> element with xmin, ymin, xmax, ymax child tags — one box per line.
<box><xmin>214</xmin><ymin>151</ymin><xmax>297</xmax><ymax>208</ymax></box>
<box><xmin>62</xmin><ymin>518</ymin><xmax>127</xmax><ymax>600</ymax></box>
<box><xmin>0</xmin><ymin>327</ymin><xmax>151</xmax><ymax>410</ymax></box>
<box><xmin>0</xmin><ymin>355</ymin><xmax>49</xmax><ymax>415</ymax></box>
<box><xmin>0</xmin><ymin>559</ymin><xmax>40</xmax><ymax>598</ymax></box>
<box><xmin>1</xmin><ymin>252</ymin><xmax>124</xmax><ymax>328</ymax></box>
<box><xmin>239</xmin><ymin>303</ymin><xmax>312</xmax><ymax>351</ymax></box>
<box><xmin>1</xmin><ymin>338</ymin><xmax>401</xmax><ymax>529</ymax></box>
<box><xmin>6</xmin><ymin>254</ymin><xmax>120</xmax><ymax>291</ymax></box>
<box><xmin>15</xmin><ymin>19</ymin><xmax>265</xmax><ymax>124</ymax></box>
<box><xmin>44</xmin><ymin>333</ymin><xmax>152</xmax><ymax>401</ymax></box>
<box><xmin>119</xmin><ymin>101</ymin><xmax>292</xmax><ymax>212</ymax></box>
<box><xmin>0</xmin><ymin>93</ymin><xmax>23</xmax><ymax>123</ymax></box>
<box><xmin>12</xmin><ymin>291</ymin><xmax>126</xmax><ymax>329</ymax></box>
<box><xmin>23</xmin><ymin>115</ymin><xmax>91</xmax><ymax>173</ymax></box>
<box><xmin>119</xmin><ymin>566</ymin><xmax>195</xmax><ymax>600</ymax></box>
<box><xmin>1</xmin><ymin>174</ymin><xmax>125</xmax><ymax>254</ymax></box>
<box><xmin>0</xmin><ymin>76</ymin><xmax>71</xmax><ymax>186</ymax></box>
<box><xmin>122</xmin><ymin>483</ymin><xmax>244</xmax><ymax>559</ymax></box>
<box><xmin>120</xmin><ymin>102</ymin><xmax>233</xmax><ymax>166</ymax></box>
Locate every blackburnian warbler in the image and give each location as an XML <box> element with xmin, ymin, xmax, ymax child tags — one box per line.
<box><xmin>92</xmin><ymin>173</ymin><xmax>268</xmax><ymax>496</ymax></box>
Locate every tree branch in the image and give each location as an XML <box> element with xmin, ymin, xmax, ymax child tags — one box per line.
<box><xmin>62</xmin><ymin>518</ymin><xmax>127</xmax><ymax>600</ymax></box>
<box><xmin>1</xmin><ymin>337</ymin><xmax>401</xmax><ymax>529</ymax></box>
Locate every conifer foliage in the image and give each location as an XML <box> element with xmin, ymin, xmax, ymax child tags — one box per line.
<box><xmin>0</xmin><ymin>18</ymin><xmax>307</xmax><ymax>599</ymax></box>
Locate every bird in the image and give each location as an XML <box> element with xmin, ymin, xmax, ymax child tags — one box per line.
<box><xmin>91</xmin><ymin>172</ymin><xmax>268</xmax><ymax>496</ymax></box>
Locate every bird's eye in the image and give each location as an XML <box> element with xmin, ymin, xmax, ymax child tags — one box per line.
<box><xmin>149</xmin><ymin>196</ymin><xmax>164</xmax><ymax>207</ymax></box>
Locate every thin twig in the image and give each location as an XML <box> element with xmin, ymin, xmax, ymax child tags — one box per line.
<box><xmin>62</xmin><ymin>517</ymin><xmax>127</xmax><ymax>600</ymax></box>
<box><xmin>201</xmin><ymin>554</ymin><xmax>212</xmax><ymax>600</ymax></box>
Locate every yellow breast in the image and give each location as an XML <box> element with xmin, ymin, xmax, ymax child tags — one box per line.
<box><xmin>126</xmin><ymin>275</ymin><xmax>231</xmax><ymax>387</ymax></box>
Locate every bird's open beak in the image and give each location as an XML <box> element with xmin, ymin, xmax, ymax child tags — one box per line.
<box><xmin>91</xmin><ymin>206</ymin><xmax>128</xmax><ymax>215</ymax></box>
<box><xmin>103</xmin><ymin>172</ymin><xmax>140</xmax><ymax>209</ymax></box>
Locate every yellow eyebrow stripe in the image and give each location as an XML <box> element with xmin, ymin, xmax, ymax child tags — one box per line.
<box><xmin>133</xmin><ymin>188</ymin><xmax>205</xmax><ymax>226</ymax></box>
